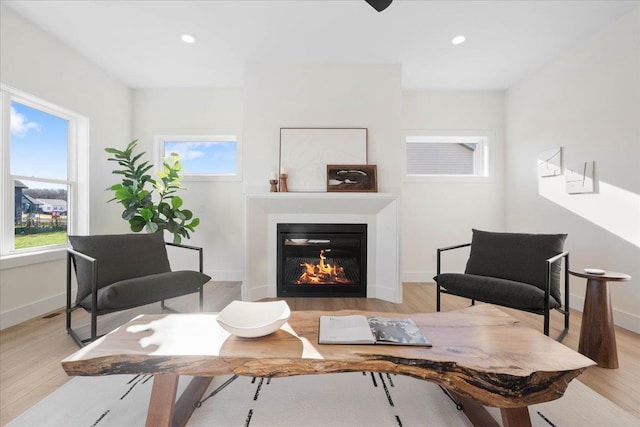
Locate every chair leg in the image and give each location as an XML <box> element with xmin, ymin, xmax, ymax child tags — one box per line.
<box><xmin>90</xmin><ymin>307</ymin><xmax>98</xmax><ymax>342</ymax></box>
<box><xmin>199</xmin><ymin>287</ymin><xmax>204</xmax><ymax>312</ymax></box>
<box><xmin>544</xmin><ymin>310</ymin><xmax>550</xmax><ymax>336</ymax></box>
<box><xmin>436</xmin><ymin>283</ymin><xmax>441</xmax><ymax>312</ymax></box>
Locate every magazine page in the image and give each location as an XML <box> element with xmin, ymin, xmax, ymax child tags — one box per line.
<box><xmin>366</xmin><ymin>317</ymin><xmax>432</xmax><ymax>347</ymax></box>
<box><xmin>319</xmin><ymin>315</ymin><xmax>376</xmax><ymax>344</ymax></box>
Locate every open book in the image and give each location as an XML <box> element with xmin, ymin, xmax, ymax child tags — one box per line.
<box><xmin>319</xmin><ymin>315</ymin><xmax>431</xmax><ymax>347</ymax></box>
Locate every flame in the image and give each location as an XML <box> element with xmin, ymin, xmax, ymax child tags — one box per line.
<box><xmin>296</xmin><ymin>250</ymin><xmax>353</xmax><ymax>285</ymax></box>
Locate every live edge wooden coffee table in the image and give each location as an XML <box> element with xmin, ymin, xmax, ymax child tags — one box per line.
<box><xmin>62</xmin><ymin>305</ymin><xmax>594</xmax><ymax>427</ymax></box>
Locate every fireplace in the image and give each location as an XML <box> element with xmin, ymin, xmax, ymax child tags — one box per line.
<box><xmin>277</xmin><ymin>223</ymin><xmax>367</xmax><ymax>297</ymax></box>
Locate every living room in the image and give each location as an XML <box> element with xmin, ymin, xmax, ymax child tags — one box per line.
<box><xmin>1</xmin><ymin>1</ymin><xmax>638</xmax><ymax>425</ymax></box>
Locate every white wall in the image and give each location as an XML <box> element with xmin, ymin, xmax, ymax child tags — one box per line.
<box><xmin>132</xmin><ymin>88</ymin><xmax>244</xmax><ymax>280</ymax></box>
<box><xmin>243</xmin><ymin>63</ymin><xmax>403</xmax><ymax>193</ymax></box>
<box><xmin>506</xmin><ymin>9</ymin><xmax>640</xmax><ymax>333</ymax></box>
<box><xmin>401</xmin><ymin>91</ymin><xmax>506</xmax><ymax>281</ymax></box>
<box><xmin>0</xmin><ymin>6</ymin><xmax>132</xmax><ymax>328</ymax></box>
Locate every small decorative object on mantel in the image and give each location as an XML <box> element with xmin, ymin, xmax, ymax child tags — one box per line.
<box><xmin>269</xmin><ymin>171</ymin><xmax>278</xmax><ymax>192</ymax></box>
<box><xmin>566</xmin><ymin>161</ymin><xmax>595</xmax><ymax>194</ymax></box>
<box><xmin>279</xmin><ymin>166</ymin><xmax>289</xmax><ymax>192</ymax></box>
<box><xmin>327</xmin><ymin>164</ymin><xmax>377</xmax><ymax>192</ymax></box>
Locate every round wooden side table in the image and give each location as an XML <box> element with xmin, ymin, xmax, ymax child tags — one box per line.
<box><xmin>569</xmin><ymin>269</ymin><xmax>631</xmax><ymax>369</ymax></box>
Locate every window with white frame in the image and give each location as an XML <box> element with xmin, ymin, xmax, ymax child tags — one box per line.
<box><xmin>1</xmin><ymin>85</ymin><xmax>89</xmax><ymax>258</ymax></box>
<box><xmin>156</xmin><ymin>134</ymin><xmax>240</xmax><ymax>181</ymax></box>
<box><xmin>405</xmin><ymin>134</ymin><xmax>489</xmax><ymax>178</ymax></box>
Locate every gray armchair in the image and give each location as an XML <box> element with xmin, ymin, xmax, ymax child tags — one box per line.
<box><xmin>434</xmin><ymin>229</ymin><xmax>570</xmax><ymax>341</ymax></box>
<box><xmin>66</xmin><ymin>233</ymin><xmax>211</xmax><ymax>346</ymax></box>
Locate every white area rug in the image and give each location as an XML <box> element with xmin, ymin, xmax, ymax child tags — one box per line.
<box><xmin>7</xmin><ymin>372</ymin><xmax>639</xmax><ymax>427</ymax></box>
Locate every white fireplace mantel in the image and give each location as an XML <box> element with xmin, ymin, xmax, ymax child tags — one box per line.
<box><xmin>243</xmin><ymin>192</ymin><xmax>401</xmax><ymax>303</ymax></box>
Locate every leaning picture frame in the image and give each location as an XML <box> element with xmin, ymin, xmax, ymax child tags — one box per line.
<box><xmin>326</xmin><ymin>164</ymin><xmax>378</xmax><ymax>192</ymax></box>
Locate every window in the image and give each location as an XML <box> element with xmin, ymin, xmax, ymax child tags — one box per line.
<box><xmin>156</xmin><ymin>134</ymin><xmax>241</xmax><ymax>181</ymax></box>
<box><xmin>1</xmin><ymin>85</ymin><xmax>89</xmax><ymax>260</ymax></box>
<box><xmin>404</xmin><ymin>133</ymin><xmax>490</xmax><ymax>181</ymax></box>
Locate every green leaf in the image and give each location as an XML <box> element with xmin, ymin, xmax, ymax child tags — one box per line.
<box><xmin>115</xmin><ymin>188</ymin><xmax>132</xmax><ymax>200</ymax></box>
<box><xmin>145</xmin><ymin>222</ymin><xmax>159</xmax><ymax>233</ymax></box>
<box><xmin>129</xmin><ymin>216</ymin><xmax>146</xmax><ymax>232</ymax></box>
<box><xmin>140</xmin><ymin>208</ymin><xmax>154</xmax><ymax>221</ymax></box>
<box><xmin>171</xmin><ymin>196</ymin><xmax>183</xmax><ymax>209</ymax></box>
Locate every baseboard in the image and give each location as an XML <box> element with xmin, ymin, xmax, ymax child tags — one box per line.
<box><xmin>207</xmin><ymin>270</ymin><xmax>243</xmax><ymax>282</ymax></box>
<box><xmin>402</xmin><ymin>271</ymin><xmax>437</xmax><ymax>283</ymax></box>
<box><xmin>0</xmin><ymin>292</ymin><xmax>66</xmax><ymax>331</ymax></box>
<box><xmin>244</xmin><ymin>284</ymin><xmax>273</xmax><ymax>301</ymax></box>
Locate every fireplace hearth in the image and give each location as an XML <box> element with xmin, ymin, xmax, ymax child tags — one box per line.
<box><xmin>277</xmin><ymin>223</ymin><xmax>367</xmax><ymax>297</ymax></box>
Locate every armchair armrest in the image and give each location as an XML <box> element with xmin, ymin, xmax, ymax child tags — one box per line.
<box><xmin>436</xmin><ymin>243</ymin><xmax>471</xmax><ymax>275</ymax></box>
<box><xmin>67</xmin><ymin>247</ymin><xmax>97</xmax><ymax>263</ymax></box>
<box><xmin>545</xmin><ymin>250</ymin><xmax>570</xmax><ymax>303</ymax></box>
<box><xmin>66</xmin><ymin>247</ymin><xmax>99</xmax><ymax>342</ymax></box>
<box><xmin>165</xmin><ymin>242</ymin><xmax>205</xmax><ymax>273</ymax></box>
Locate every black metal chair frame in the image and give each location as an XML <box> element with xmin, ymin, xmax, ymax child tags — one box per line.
<box><xmin>66</xmin><ymin>241</ymin><xmax>206</xmax><ymax>347</ymax></box>
<box><xmin>436</xmin><ymin>243</ymin><xmax>570</xmax><ymax>342</ymax></box>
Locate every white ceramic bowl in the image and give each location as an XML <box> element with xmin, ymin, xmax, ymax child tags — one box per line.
<box><xmin>216</xmin><ymin>300</ymin><xmax>291</xmax><ymax>338</ymax></box>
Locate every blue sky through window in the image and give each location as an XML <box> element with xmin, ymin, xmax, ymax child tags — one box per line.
<box><xmin>10</xmin><ymin>101</ymin><xmax>68</xmax><ymax>185</ymax></box>
<box><xmin>164</xmin><ymin>140</ymin><xmax>237</xmax><ymax>174</ymax></box>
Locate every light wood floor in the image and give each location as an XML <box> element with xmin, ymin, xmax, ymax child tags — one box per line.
<box><xmin>1</xmin><ymin>282</ymin><xmax>639</xmax><ymax>425</ymax></box>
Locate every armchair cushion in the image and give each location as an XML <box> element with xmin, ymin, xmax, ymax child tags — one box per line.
<box><xmin>435</xmin><ymin>273</ymin><xmax>560</xmax><ymax>312</ymax></box>
<box><xmin>78</xmin><ymin>270</ymin><xmax>211</xmax><ymax>315</ymax></box>
<box><xmin>69</xmin><ymin>233</ymin><xmax>172</xmax><ymax>305</ymax></box>
<box><xmin>464</xmin><ymin>229</ymin><xmax>567</xmax><ymax>303</ymax></box>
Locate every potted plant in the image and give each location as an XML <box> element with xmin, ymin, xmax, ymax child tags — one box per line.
<box><xmin>105</xmin><ymin>140</ymin><xmax>199</xmax><ymax>244</ymax></box>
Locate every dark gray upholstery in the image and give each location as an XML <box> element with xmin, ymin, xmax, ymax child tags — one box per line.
<box><xmin>433</xmin><ymin>229</ymin><xmax>570</xmax><ymax>339</ymax></box>
<box><xmin>464</xmin><ymin>229</ymin><xmax>566</xmax><ymax>304</ymax></box>
<box><xmin>69</xmin><ymin>233</ymin><xmax>173</xmax><ymax>306</ymax></box>
<box><xmin>67</xmin><ymin>233</ymin><xmax>211</xmax><ymax>346</ymax></box>
<box><xmin>78</xmin><ymin>270</ymin><xmax>210</xmax><ymax>314</ymax></box>
<box><xmin>434</xmin><ymin>273</ymin><xmax>560</xmax><ymax>312</ymax></box>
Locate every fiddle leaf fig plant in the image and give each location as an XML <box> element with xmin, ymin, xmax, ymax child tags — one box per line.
<box><xmin>105</xmin><ymin>140</ymin><xmax>200</xmax><ymax>244</ymax></box>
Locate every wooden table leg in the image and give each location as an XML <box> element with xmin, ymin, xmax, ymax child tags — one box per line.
<box><xmin>579</xmin><ymin>278</ymin><xmax>619</xmax><ymax>368</ymax></box>
<box><xmin>145</xmin><ymin>375</ymin><xmax>213</xmax><ymax>427</ymax></box>
<box><xmin>448</xmin><ymin>390</ymin><xmax>501</xmax><ymax>427</ymax></box>
<box><xmin>501</xmin><ymin>407</ymin><xmax>532</xmax><ymax>427</ymax></box>
<box><xmin>146</xmin><ymin>374</ymin><xmax>179</xmax><ymax>427</ymax></box>
<box><xmin>173</xmin><ymin>377</ymin><xmax>213</xmax><ymax>427</ymax></box>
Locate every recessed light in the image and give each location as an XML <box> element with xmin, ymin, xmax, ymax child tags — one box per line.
<box><xmin>451</xmin><ymin>35</ymin><xmax>466</xmax><ymax>45</ymax></box>
<box><xmin>181</xmin><ymin>34</ymin><xmax>197</xmax><ymax>44</ymax></box>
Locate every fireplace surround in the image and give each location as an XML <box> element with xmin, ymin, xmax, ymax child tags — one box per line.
<box><xmin>243</xmin><ymin>192</ymin><xmax>401</xmax><ymax>302</ymax></box>
<box><xmin>277</xmin><ymin>223</ymin><xmax>367</xmax><ymax>297</ymax></box>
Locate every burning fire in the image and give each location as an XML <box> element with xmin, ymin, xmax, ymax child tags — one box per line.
<box><xmin>296</xmin><ymin>250</ymin><xmax>353</xmax><ymax>285</ymax></box>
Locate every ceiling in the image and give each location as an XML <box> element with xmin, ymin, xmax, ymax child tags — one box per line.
<box><xmin>3</xmin><ymin>0</ymin><xmax>638</xmax><ymax>90</ymax></box>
